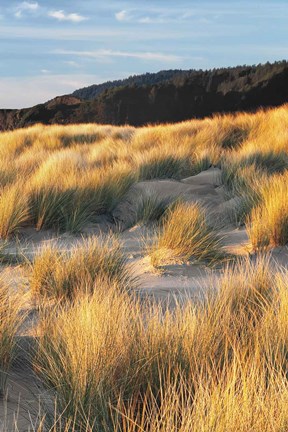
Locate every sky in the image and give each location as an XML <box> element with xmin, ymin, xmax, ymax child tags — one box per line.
<box><xmin>0</xmin><ymin>0</ymin><xmax>287</xmax><ymax>108</ymax></box>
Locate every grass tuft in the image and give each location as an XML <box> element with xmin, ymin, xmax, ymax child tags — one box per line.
<box><xmin>0</xmin><ymin>184</ymin><xmax>29</xmax><ymax>238</ymax></box>
<box><xmin>33</xmin><ymin>258</ymin><xmax>288</xmax><ymax>431</ymax></box>
<box><xmin>248</xmin><ymin>172</ymin><xmax>288</xmax><ymax>249</ymax></box>
<box><xmin>149</xmin><ymin>201</ymin><xmax>226</xmax><ymax>266</ymax></box>
<box><xmin>132</xmin><ymin>192</ymin><xmax>173</xmax><ymax>226</ymax></box>
<box><xmin>0</xmin><ymin>277</ymin><xmax>24</xmax><ymax>396</ymax></box>
<box><xmin>30</xmin><ymin>235</ymin><xmax>132</xmax><ymax>300</ymax></box>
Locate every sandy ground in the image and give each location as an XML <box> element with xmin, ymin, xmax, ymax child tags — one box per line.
<box><xmin>0</xmin><ymin>167</ymin><xmax>287</xmax><ymax>430</ymax></box>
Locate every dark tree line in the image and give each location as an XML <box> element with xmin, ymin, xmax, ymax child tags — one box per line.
<box><xmin>72</xmin><ymin>61</ymin><xmax>288</xmax><ymax>101</ymax></box>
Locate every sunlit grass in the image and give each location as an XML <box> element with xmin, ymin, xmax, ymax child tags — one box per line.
<box><xmin>0</xmin><ymin>183</ymin><xmax>30</xmax><ymax>238</ymax></box>
<box><xmin>0</xmin><ymin>107</ymin><xmax>288</xmax><ymax>429</ymax></box>
<box><xmin>30</xmin><ymin>235</ymin><xmax>132</xmax><ymax>300</ymax></box>
<box><xmin>149</xmin><ymin>202</ymin><xmax>226</xmax><ymax>266</ymax></box>
<box><xmin>33</xmin><ymin>257</ymin><xmax>288</xmax><ymax>431</ymax></box>
<box><xmin>0</xmin><ymin>105</ymin><xmax>287</xmax><ymax>239</ymax></box>
<box><xmin>248</xmin><ymin>171</ymin><xmax>288</xmax><ymax>249</ymax></box>
<box><xmin>0</xmin><ymin>277</ymin><xmax>24</xmax><ymax>396</ymax></box>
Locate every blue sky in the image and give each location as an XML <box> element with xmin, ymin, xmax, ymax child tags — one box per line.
<box><xmin>0</xmin><ymin>0</ymin><xmax>287</xmax><ymax>108</ymax></box>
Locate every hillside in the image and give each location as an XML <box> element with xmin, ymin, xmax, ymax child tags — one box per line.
<box><xmin>1</xmin><ymin>61</ymin><xmax>288</xmax><ymax>130</ymax></box>
<box><xmin>72</xmin><ymin>69</ymin><xmax>184</xmax><ymax>100</ymax></box>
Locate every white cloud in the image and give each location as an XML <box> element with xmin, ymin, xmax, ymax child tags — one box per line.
<box><xmin>115</xmin><ymin>10</ymin><xmax>131</xmax><ymax>22</ymax></box>
<box><xmin>14</xmin><ymin>1</ymin><xmax>39</xmax><ymax>18</ymax></box>
<box><xmin>114</xmin><ymin>8</ymin><xmax>215</xmax><ymax>25</ymax></box>
<box><xmin>0</xmin><ymin>24</ymin><xmax>196</xmax><ymax>42</ymax></box>
<box><xmin>138</xmin><ymin>16</ymin><xmax>165</xmax><ymax>24</ymax></box>
<box><xmin>64</xmin><ymin>60</ymin><xmax>81</xmax><ymax>68</ymax></box>
<box><xmin>48</xmin><ymin>10</ymin><xmax>87</xmax><ymax>23</ymax></box>
<box><xmin>180</xmin><ymin>11</ymin><xmax>196</xmax><ymax>20</ymax></box>
<box><xmin>54</xmin><ymin>49</ymin><xmax>184</xmax><ymax>63</ymax></box>
<box><xmin>115</xmin><ymin>9</ymin><xmax>165</xmax><ymax>24</ymax></box>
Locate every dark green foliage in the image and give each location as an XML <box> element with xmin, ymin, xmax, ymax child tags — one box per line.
<box><xmin>239</xmin><ymin>151</ymin><xmax>288</xmax><ymax>174</ymax></box>
<box><xmin>60</xmin><ymin>133</ymin><xmax>104</xmax><ymax>146</ymax></box>
<box><xmin>133</xmin><ymin>194</ymin><xmax>173</xmax><ymax>225</ymax></box>
<box><xmin>221</xmin><ymin>127</ymin><xmax>249</xmax><ymax>149</ymax></box>
<box><xmin>138</xmin><ymin>156</ymin><xmax>186</xmax><ymax>180</ymax></box>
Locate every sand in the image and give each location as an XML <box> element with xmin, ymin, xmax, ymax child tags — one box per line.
<box><xmin>1</xmin><ymin>167</ymin><xmax>287</xmax><ymax>430</ymax></box>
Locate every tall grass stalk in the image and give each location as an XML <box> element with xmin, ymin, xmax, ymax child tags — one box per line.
<box><xmin>149</xmin><ymin>202</ymin><xmax>225</xmax><ymax>266</ymax></box>
<box><xmin>247</xmin><ymin>172</ymin><xmax>288</xmax><ymax>249</ymax></box>
<box><xmin>30</xmin><ymin>235</ymin><xmax>132</xmax><ymax>300</ymax></box>
<box><xmin>0</xmin><ymin>184</ymin><xmax>29</xmax><ymax>238</ymax></box>
<box><xmin>0</xmin><ymin>278</ymin><xmax>24</xmax><ymax>396</ymax></box>
<box><xmin>33</xmin><ymin>257</ymin><xmax>288</xmax><ymax>431</ymax></box>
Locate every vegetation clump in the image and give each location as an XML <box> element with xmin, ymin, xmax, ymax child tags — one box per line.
<box><xmin>149</xmin><ymin>202</ymin><xmax>225</xmax><ymax>266</ymax></box>
<box><xmin>34</xmin><ymin>258</ymin><xmax>288</xmax><ymax>431</ymax></box>
<box><xmin>0</xmin><ymin>277</ymin><xmax>24</xmax><ymax>396</ymax></box>
<box><xmin>0</xmin><ymin>104</ymin><xmax>288</xmax><ymax>430</ymax></box>
<box><xmin>30</xmin><ymin>236</ymin><xmax>132</xmax><ymax>300</ymax></box>
<box><xmin>248</xmin><ymin>172</ymin><xmax>288</xmax><ymax>249</ymax></box>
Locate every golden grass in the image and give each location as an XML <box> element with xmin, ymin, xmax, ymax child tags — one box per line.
<box><xmin>0</xmin><ymin>183</ymin><xmax>30</xmax><ymax>238</ymax></box>
<box><xmin>149</xmin><ymin>202</ymin><xmax>225</xmax><ymax>266</ymax></box>
<box><xmin>248</xmin><ymin>171</ymin><xmax>288</xmax><ymax>249</ymax></box>
<box><xmin>30</xmin><ymin>235</ymin><xmax>132</xmax><ymax>300</ymax></box>
<box><xmin>0</xmin><ymin>276</ymin><xmax>24</xmax><ymax>396</ymax></box>
<box><xmin>132</xmin><ymin>192</ymin><xmax>172</xmax><ymax>226</ymax></box>
<box><xmin>33</xmin><ymin>257</ymin><xmax>288</xmax><ymax>431</ymax></box>
<box><xmin>1</xmin><ymin>106</ymin><xmax>288</xmax><ymax>430</ymax></box>
<box><xmin>0</xmin><ymin>105</ymin><xmax>287</xmax><ymax>240</ymax></box>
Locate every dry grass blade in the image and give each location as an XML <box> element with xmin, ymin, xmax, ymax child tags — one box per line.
<box><xmin>0</xmin><ymin>277</ymin><xmax>24</xmax><ymax>396</ymax></box>
<box><xmin>0</xmin><ymin>184</ymin><xmax>29</xmax><ymax>238</ymax></box>
<box><xmin>32</xmin><ymin>258</ymin><xmax>288</xmax><ymax>431</ymax></box>
<box><xmin>149</xmin><ymin>201</ymin><xmax>226</xmax><ymax>267</ymax></box>
<box><xmin>247</xmin><ymin>171</ymin><xmax>288</xmax><ymax>249</ymax></box>
<box><xmin>30</xmin><ymin>235</ymin><xmax>133</xmax><ymax>301</ymax></box>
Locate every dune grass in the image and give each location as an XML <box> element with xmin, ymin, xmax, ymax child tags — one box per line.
<box><xmin>0</xmin><ymin>183</ymin><xmax>30</xmax><ymax>239</ymax></box>
<box><xmin>32</xmin><ymin>257</ymin><xmax>288</xmax><ymax>431</ymax></box>
<box><xmin>0</xmin><ymin>106</ymin><xmax>287</xmax><ymax>238</ymax></box>
<box><xmin>30</xmin><ymin>235</ymin><xmax>132</xmax><ymax>301</ymax></box>
<box><xmin>129</xmin><ymin>192</ymin><xmax>174</xmax><ymax>228</ymax></box>
<box><xmin>0</xmin><ymin>277</ymin><xmax>24</xmax><ymax>396</ymax></box>
<box><xmin>149</xmin><ymin>201</ymin><xmax>225</xmax><ymax>266</ymax></box>
<box><xmin>238</xmin><ymin>149</ymin><xmax>288</xmax><ymax>174</ymax></box>
<box><xmin>1</xmin><ymin>108</ymin><xmax>288</xmax><ymax>429</ymax></box>
<box><xmin>248</xmin><ymin>171</ymin><xmax>288</xmax><ymax>249</ymax></box>
<box><xmin>220</xmin><ymin>162</ymin><xmax>265</xmax><ymax>225</ymax></box>
<box><xmin>137</xmin><ymin>151</ymin><xmax>194</xmax><ymax>181</ymax></box>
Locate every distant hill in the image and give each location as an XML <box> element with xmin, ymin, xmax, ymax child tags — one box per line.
<box><xmin>72</xmin><ymin>70</ymin><xmax>185</xmax><ymax>100</ymax></box>
<box><xmin>1</xmin><ymin>61</ymin><xmax>288</xmax><ymax>130</ymax></box>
